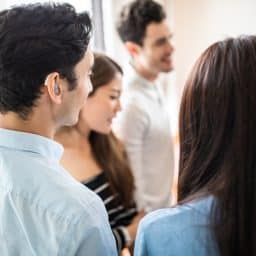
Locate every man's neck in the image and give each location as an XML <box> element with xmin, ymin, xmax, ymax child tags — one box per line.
<box><xmin>0</xmin><ymin>112</ymin><xmax>55</xmax><ymax>139</ymax></box>
<box><xmin>132</xmin><ymin>61</ymin><xmax>158</xmax><ymax>82</ymax></box>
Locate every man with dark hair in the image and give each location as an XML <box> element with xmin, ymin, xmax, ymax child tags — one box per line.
<box><xmin>0</xmin><ymin>3</ymin><xmax>117</xmax><ymax>255</ymax></box>
<box><xmin>114</xmin><ymin>0</ymin><xmax>175</xmax><ymax>213</ymax></box>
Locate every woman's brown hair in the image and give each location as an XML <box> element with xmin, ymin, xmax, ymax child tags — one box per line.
<box><xmin>89</xmin><ymin>53</ymin><xmax>134</xmax><ymax>208</ymax></box>
<box><xmin>178</xmin><ymin>36</ymin><xmax>256</xmax><ymax>255</ymax></box>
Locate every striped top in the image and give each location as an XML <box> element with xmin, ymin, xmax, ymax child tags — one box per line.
<box><xmin>83</xmin><ymin>172</ymin><xmax>137</xmax><ymax>253</ymax></box>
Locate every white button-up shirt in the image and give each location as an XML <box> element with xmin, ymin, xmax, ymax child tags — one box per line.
<box><xmin>113</xmin><ymin>64</ymin><xmax>174</xmax><ymax>212</ymax></box>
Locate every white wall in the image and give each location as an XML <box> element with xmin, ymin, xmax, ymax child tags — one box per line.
<box><xmin>0</xmin><ymin>0</ymin><xmax>8</xmax><ymax>10</ymax></box>
<box><xmin>104</xmin><ymin>0</ymin><xmax>131</xmax><ymax>63</ymax></box>
<box><xmin>173</xmin><ymin>0</ymin><xmax>256</xmax><ymax>99</ymax></box>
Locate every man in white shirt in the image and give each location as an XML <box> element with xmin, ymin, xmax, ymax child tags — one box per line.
<box><xmin>114</xmin><ymin>0</ymin><xmax>175</xmax><ymax>212</ymax></box>
<box><xmin>0</xmin><ymin>3</ymin><xmax>117</xmax><ymax>255</ymax></box>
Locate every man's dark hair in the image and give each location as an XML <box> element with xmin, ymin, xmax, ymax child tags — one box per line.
<box><xmin>116</xmin><ymin>0</ymin><xmax>166</xmax><ymax>46</ymax></box>
<box><xmin>0</xmin><ymin>3</ymin><xmax>92</xmax><ymax>119</ymax></box>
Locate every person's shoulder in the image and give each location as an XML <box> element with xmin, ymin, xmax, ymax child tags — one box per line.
<box><xmin>6</xmin><ymin>156</ymin><xmax>107</xmax><ymax>225</ymax></box>
<box><xmin>44</xmin><ymin>171</ymin><xmax>107</xmax><ymax>223</ymax></box>
<box><xmin>116</xmin><ymin>89</ymin><xmax>149</xmax><ymax>123</ymax></box>
<box><xmin>137</xmin><ymin>197</ymin><xmax>217</xmax><ymax>256</ymax></box>
<box><xmin>122</xmin><ymin>68</ymin><xmax>148</xmax><ymax>93</ymax></box>
<box><xmin>141</xmin><ymin>197</ymin><xmax>214</xmax><ymax>232</ymax></box>
<box><xmin>121</xmin><ymin>79</ymin><xmax>146</xmax><ymax>102</ymax></box>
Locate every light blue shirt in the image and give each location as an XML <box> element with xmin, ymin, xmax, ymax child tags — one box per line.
<box><xmin>134</xmin><ymin>197</ymin><xmax>219</xmax><ymax>256</ymax></box>
<box><xmin>0</xmin><ymin>128</ymin><xmax>117</xmax><ymax>256</ymax></box>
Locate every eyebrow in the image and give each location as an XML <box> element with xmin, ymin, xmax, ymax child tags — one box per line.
<box><xmin>154</xmin><ymin>34</ymin><xmax>173</xmax><ymax>45</ymax></box>
<box><xmin>110</xmin><ymin>89</ymin><xmax>121</xmax><ymax>94</ymax></box>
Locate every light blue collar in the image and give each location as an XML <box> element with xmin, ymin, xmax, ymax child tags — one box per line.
<box><xmin>0</xmin><ymin>128</ymin><xmax>63</xmax><ymax>162</ymax></box>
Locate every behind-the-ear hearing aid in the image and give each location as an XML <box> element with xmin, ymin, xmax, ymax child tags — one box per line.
<box><xmin>54</xmin><ymin>83</ymin><xmax>60</xmax><ymax>96</ymax></box>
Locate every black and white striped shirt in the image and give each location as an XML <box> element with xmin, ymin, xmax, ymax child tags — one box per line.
<box><xmin>83</xmin><ymin>172</ymin><xmax>137</xmax><ymax>253</ymax></box>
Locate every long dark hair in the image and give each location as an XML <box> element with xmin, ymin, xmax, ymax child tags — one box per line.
<box><xmin>89</xmin><ymin>53</ymin><xmax>135</xmax><ymax>208</ymax></box>
<box><xmin>178</xmin><ymin>36</ymin><xmax>256</xmax><ymax>255</ymax></box>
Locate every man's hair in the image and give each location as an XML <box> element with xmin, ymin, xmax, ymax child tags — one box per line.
<box><xmin>116</xmin><ymin>0</ymin><xmax>166</xmax><ymax>46</ymax></box>
<box><xmin>0</xmin><ymin>3</ymin><xmax>92</xmax><ymax>119</ymax></box>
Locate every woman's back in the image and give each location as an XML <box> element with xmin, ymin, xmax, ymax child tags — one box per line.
<box><xmin>135</xmin><ymin>35</ymin><xmax>256</xmax><ymax>256</ymax></box>
<box><xmin>135</xmin><ymin>197</ymin><xmax>218</xmax><ymax>256</ymax></box>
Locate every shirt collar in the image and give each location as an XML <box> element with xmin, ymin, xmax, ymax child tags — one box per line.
<box><xmin>0</xmin><ymin>128</ymin><xmax>63</xmax><ymax>162</ymax></box>
<box><xmin>126</xmin><ymin>62</ymin><xmax>157</xmax><ymax>89</ymax></box>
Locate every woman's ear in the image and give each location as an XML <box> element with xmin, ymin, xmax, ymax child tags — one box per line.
<box><xmin>44</xmin><ymin>72</ymin><xmax>63</xmax><ymax>104</ymax></box>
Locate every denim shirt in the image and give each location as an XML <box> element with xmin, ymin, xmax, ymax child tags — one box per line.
<box><xmin>0</xmin><ymin>128</ymin><xmax>117</xmax><ymax>256</ymax></box>
<box><xmin>134</xmin><ymin>197</ymin><xmax>218</xmax><ymax>256</ymax></box>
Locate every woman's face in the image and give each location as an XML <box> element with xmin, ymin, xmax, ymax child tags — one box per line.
<box><xmin>79</xmin><ymin>72</ymin><xmax>122</xmax><ymax>134</ymax></box>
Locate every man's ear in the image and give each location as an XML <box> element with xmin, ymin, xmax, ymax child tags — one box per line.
<box><xmin>125</xmin><ymin>41</ymin><xmax>140</xmax><ymax>56</ymax></box>
<box><xmin>44</xmin><ymin>72</ymin><xmax>63</xmax><ymax>104</ymax></box>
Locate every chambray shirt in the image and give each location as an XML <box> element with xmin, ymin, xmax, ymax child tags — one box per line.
<box><xmin>0</xmin><ymin>128</ymin><xmax>117</xmax><ymax>256</ymax></box>
<box><xmin>134</xmin><ymin>197</ymin><xmax>219</xmax><ymax>256</ymax></box>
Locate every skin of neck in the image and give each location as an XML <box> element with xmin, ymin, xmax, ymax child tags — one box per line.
<box><xmin>0</xmin><ymin>112</ymin><xmax>55</xmax><ymax>139</ymax></box>
<box><xmin>55</xmin><ymin>120</ymin><xmax>91</xmax><ymax>150</ymax></box>
<box><xmin>0</xmin><ymin>96</ymin><xmax>57</xmax><ymax>139</ymax></box>
<box><xmin>132</xmin><ymin>58</ymin><xmax>158</xmax><ymax>82</ymax></box>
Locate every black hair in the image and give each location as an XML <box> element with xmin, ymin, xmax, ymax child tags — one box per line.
<box><xmin>0</xmin><ymin>3</ymin><xmax>92</xmax><ymax>119</ymax></box>
<box><xmin>116</xmin><ymin>0</ymin><xmax>166</xmax><ymax>46</ymax></box>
